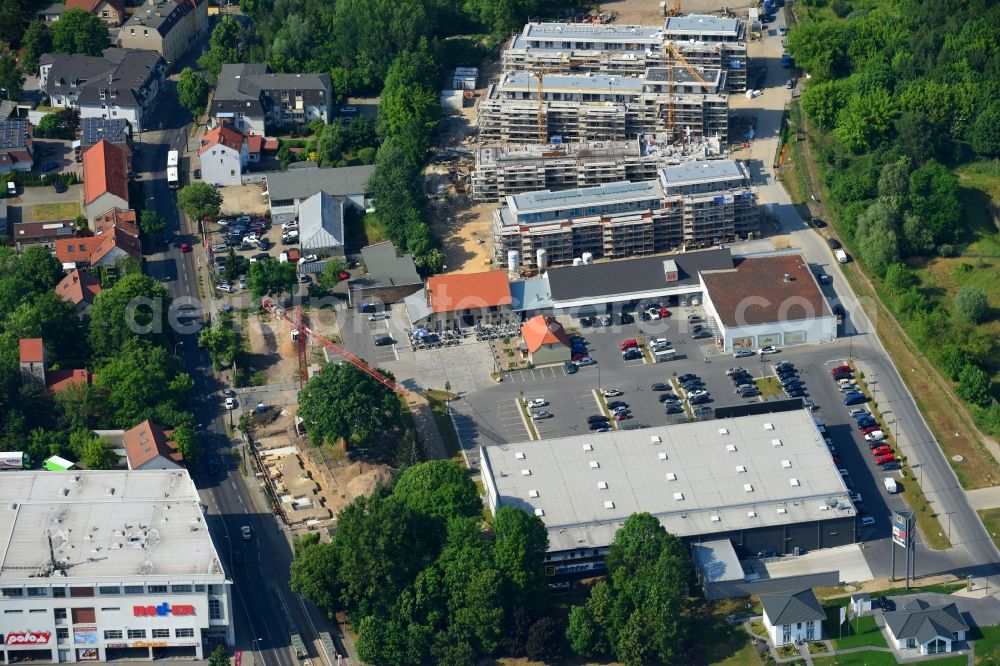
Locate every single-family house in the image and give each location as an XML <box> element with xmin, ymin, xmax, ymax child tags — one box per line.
<box><xmin>12</xmin><ymin>220</ymin><xmax>78</xmax><ymax>251</ymax></box>
<box><xmin>55</xmin><ymin>208</ymin><xmax>140</xmax><ymax>269</ymax></box>
<box><xmin>208</xmin><ymin>63</ymin><xmax>332</xmax><ymax>133</ymax></box>
<box><xmin>122</xmin><ymin>419</ymin><xmax>183</xmax><ymax>470</ymax></box>
<box><xmin>0</xmin><ymin>120</ymin><xmax>34</xmax><ymax>174</ymax></box>
<box><xmin>198</xmin><ymin>125</ymin><xmax>248</xmax><ymax>186</ymax></box>
<box><xmin>39</xmin><ymin>48</ymin><xmax>166</xmax><ymax>129</ymax></box>
<box><xmin>297</xmin><ymin>191</ymin><xmax>345</xmax><ymax>256</ymax></box>
<box><xmin>38</xmin><ymin>3</ymin><xmax>67</xmax><ymax>21</ymax></box>
<box><xmin>263</xmin><ymin>164</ymin><xmax>373</xmax><ymax>224</ymax></box>
<box><xmin>18</xmin><ymin>337</ymin><xmax>92</xmax><ymax>392</ymax></box>
<box><xmin>118</xmin><ymin>0</ymin><xmax>209</xmax><ymax>67</ymax></box>
<box><xmin>66</xmin><ymin>0</ymin><xmax>126</xmax><ymax>26</ymax></box>
<box><xmin>883</xmin><ymin>599</ymin><xmax>969</xmax><ymax>655</ymax></box>
<box><xmin>761</xmin><ymin>589</ymin><xmax>825</xmax><ymax>646</ymax></box>
<box><xmin>82</xmin><ymin>139</ymin><xmax>129</xmax><ymax>220</ymax></box>
<box><xmin>405</xmin><ymin>270</ymin><xmax>513</xmax><ymax>331</ymax></box>
<box><xmin>520</xmin><ymin>315</ymin><xmax>571</xmax><ymax>365</ymax></box>
<box><xmin>56</xmin><ymin>269</ymin><xmax>103</xmax><ymax>315</ymax></box>
<box><xmin>246</xmin><ymin>134</ymin><xmax>263</xmax><ymax>162</ymax></box>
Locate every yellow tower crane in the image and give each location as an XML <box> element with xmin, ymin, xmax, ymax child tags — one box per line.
<box><xmin>664</xmin><ymin>42</ymin><xmax>710</xmax><ymax>140</ymax></box>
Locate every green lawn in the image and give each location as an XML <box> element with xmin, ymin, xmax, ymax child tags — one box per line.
<box><xmin>974</xmin><ymin>624</ymin><xmax>1000</xmax><ymax>664</ymax></box>
<box><xmin>30</xmin><ymin>201</ymin><xmax>80</xmax><ymax>221</ymax></box>
<box><xmin>424</xmin><ymin>389</ymin><xmax>461</xmax><ymax>460</ymax></box>
<box><xmin>827</xmin><ymin>609</ymin><xmax>887</xmax><ymax>650</ymax></box>
<box><xmin>814</xmin><ymin>652</ymin><xmax>966</xmax><ymax>666</ymax></box>
<box><xmin>755</xmin><ymin>376</ymin><xmax>784</xmax><ymax>400</ymax></box>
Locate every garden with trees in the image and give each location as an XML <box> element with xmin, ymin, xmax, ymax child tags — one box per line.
<box><xmin>787</xmin><ymin>0</ymin><xmax>1000</xmax><ymax>437</ymax></box>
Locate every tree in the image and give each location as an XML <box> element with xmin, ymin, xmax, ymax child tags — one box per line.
<box><xmin>177</xmin><ymin>67</ymin><xmax>211</xmax><ymax>117</ymax></box>
<box><xmin>15</xmin><ymin>246</ymin><xmax>64</xmax><ymax>292</ymax></box>
<box><xmin>784</xmin><ymin>20</ymin><xmax>848</xmax><ymax>81</ymax></box>
<box><xmin>0</xmin><ymin>56</ymin><xmax>24</xmax><ymax>101</ymax></box>
<box><xmin>35</xmin><ymin>108</ymin><xmax>79</xmax><ymax>140</ymax></box>
<box><xmin>463</xmin><ymin>0</ymin><xmax>540</xmax><ymax>38</ymax></box>
<box><xmin>247</xmin><ymin>259</ymin><xmax>296</xmax><ymax>300</ymax></box>
<box><xmin>290</xmin><ymin>536</ymin><xmax>342</xmax><ymax>616</ymax></box>
<box><xmin>224</xmin><ymin>248</ymin><xmax>239</xmax><ymax>284</ymax></box>
<box><xmin>855</xmin><ymin>200</ymin><xmax>901</xmax><ymax>276</ymax></box>
<box><xmin>4</xmin><ymin>292</ymin><xmax>86</xmax><ymax>364</ymax></box>
<box><xmin>197</xmin><ymin>16</ymin><xmax>243</xmax><ymax>81</ymax></box>
<box><xmin>316</xmin><ymin>258</ymin><xmax>345</xmax><ymax>291</ymax></box>
<box><xmin>199</xmin><ymin>311</ymin><xmax>241</xmax><ymax>369</ymax></box>
<box><xmin>93</xmin><ymin>339</ymin><xmax>192</xmax><ymax>427</ymax></box>
<box><xmin>208</xmin><ymin>646</ymin><xmax>229</xmax><ymax>666</ymax></box>
<box><xmin>834</xmin><ymin>89</ymin><xmax>898</xmax><ymax>153</ymax></box>
<box><xmin>170</xmin><ymin>422</ymin><xmax>200</xmax><ymax>464</ymax></box>
<box><xmin>51</xmin><ymin>9</ymin><xmax>110</xmax><ymax>56</ymax></box>
<box><xmin>957</xmin><ymin>363</ymin><xmax>991</xmax><ymax>407</ymax></box>
<box><xmin>139</xmin><ymin>210</ymin><xmax>167</xmax><ymax>237</ymax></box>
<box><xmin>877</xmin><ymin>157</ymin><xmax>911</xmax><ymax>199</ymax></box>
<box><xmin>969</xmin><ymin>102</ymin><xmax>1000</xmax><ymax>157</ymax></box>
<box><xmin>21</xmin><ymin>20</ymin><xmax>52</xmax><ymax>72</ymax></box>
<box><xmin>392</xmin><ymin>460</ymin><xmax>482</xmax><ymax>521</ymax></box>
<box><xmin>178</xmin><ymin>182</ymin><xmax>223</xmax><ymax>222</ymax></box>
<box><xmin>800</xmin><ymin>79</ymin><xmax>853</xmax><ymax>129</ymax></box>
<box><xmin>526</xmin><ymin>617</ymin><xmax>563</xmax><ymax>662</ymax></box>
<box><xmin>954</xmin><ymin>288</ymin><xmax>989</xmax><ymax>324</ymax></box>
<box><xmin>77</xmin><ymin>430</ymin><xmax>120</xmax><ymax>469</ymax></box>
<box><xmin>492</xmin><ymin>506</ymin><xmax>548</xmax><ymax>606</ymax></box>
<box><xmin>908</xmin><ymin>160</ymin><xmax>962</xmax><ymax>247</ymax></box>
<box><xmin>0</xmin><ymin>0</ymin><xmax>33</xmax><ymax>46</ymax></box>
<box><xmin>297</xmin><ymin>362</ymin><xmax>402</xmax><ymax>448</ymax></box>
<box><xmin>883</xmin><ymin>263</ymin><xmax>917</xmax><ymax>295</ymax></box>
<box><xmin>940</xmin><ymin>344</ymin><xmax>972</xmax><ymax>382</ymax></box>
<box><xmin>88</xmin><ymin>273</ymin><xmax>171</xmax><ymax>358</ymax></box>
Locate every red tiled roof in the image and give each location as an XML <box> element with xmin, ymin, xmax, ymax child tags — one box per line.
<box><xmin>199</xmin><ymin>126</ymin><xmax>245</xmax><ymax>156</ymax></box>
<box><xmin>246</xmin><ymin>134</ymin><xmax>263</xmax><ymax>154</ymax></box>
<box><xmin>426</xmin><ymin>270</ymin><xmax>512</xmax><ymax>314</ymax></box>
<box><xmin>521</xmin><ymin>315</ymin><xmax>570</xmax><ymax>353</ymax></box>
<box><xmin>263</xmin><ymin>138</ymin><xmax>279</xmax><ymax>151</ymax></box>
<box><xmin>19</xmin><ymin>338</ymin><xmax>45</xmax><ymax>364</ymax></box>
<box><xmin>93</xmin><ymin>207</ymin><xmax>138</xmax><ymax>236</ymax></box>
<box><xmin>701</xmin><ymin>254</ymin><xmax>833</xmax><ymax>327</ymax></box>
<box><xmin>66</xmin><ymin>0</ymin><xmax>124</xmax><ymax>14</ymax></box>
<box><xmin>122</xmin><ymin>420</ymin><xmax>183</xmax><ymax>469</ymax></box>
<box><xmin>54</xmin><ymin>236</ymin><xmax>102</xmax><ymax>265</ymax></box>
<box><xmin>91</xmin><ymin>226</ymin><xmax>141</xmax><ymax>265</ymax></box>
<box><xmin>46</xmin><ymin>369</ymin><xmax>91</xmax><ymax>393</ymax></box>
<box><xmin>82</xmin><ymin>140</ymin><xmax>128</xmax><ymax>206</ymax></box>
<box><xmin>56</xmin><ymin>269</ymin><xmax>103</xmax><ymax>307</ymax></box>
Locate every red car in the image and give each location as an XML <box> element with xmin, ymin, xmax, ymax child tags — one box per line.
<box><xmin>872</xmin><ymin>445</ymin><xmax>893</xmax><ymax>457</ymax></box>
<box><xmin>572</xmin><ymin>352</ymin><xmax>589</xmax><ymax>361</ymax></box>
<box><xmin>874</xmin><ymin>454</ymin><xmax>896</xmax><ymax>465</ymax></box>
<box><xmin>180</xmin><ymin>242</ymin><xmax>191</xmax><ymax>252</ymax></box>
<box><xmin>831</xmin><ymin>364</ymin><xmax>852</xmax><ymax>376</ymax></box>
<box><xmin>861</xmin><ymin>426</ymin><xmax>881</xmax><ymax>435</ymax></box>
<box><xmin>619</xmin><ymin>338</ymin><xmax>638</xmax><ymax>351</ymax></box>
<box><xmin>659</xmin><ymin>307</ymin><xmax>670</xmax><ymax>318</ymax></box>
<box><xmin>338</xmin><ymin>270</ymin><xmax>350</xmax><ymax>280</ymax></box>
<box><xmin>615</xmin><ymin>412</ymin><xmax>630</xmax><ymax>421</ymax></box>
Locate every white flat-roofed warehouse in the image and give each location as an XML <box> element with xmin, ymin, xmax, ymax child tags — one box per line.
<box><xmin>0</xmin><ymin>470</ymin><xmax>232</xmax><ymax>663</ymax></box>
<box><xmin>481</xmin><ymin>411</ymin><xmax>856</xmax><ymax>566</ymax></box>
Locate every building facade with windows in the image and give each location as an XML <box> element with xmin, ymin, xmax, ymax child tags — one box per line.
<box><xmin>0</xmin><ymin>470</ymin><xmax>233</xmax><ymax>663</ymax></box>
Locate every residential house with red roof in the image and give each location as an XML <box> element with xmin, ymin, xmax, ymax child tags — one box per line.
<box><xmin>82</xmin><ymin>140</ymin><xmax>129</xmax><ymax>221</ymax></box>
<box><xmin>405</xmin><ymin>270</ymin><xmax>513</xmax><ymax>330</ymax></box>
<box><xmin>520</xmin><ymin>315</ymin><xmax>570</xmax><ymax>365</ymax></box>
<box><xmin>122</xmin><ymin>420</ymin><xmax>183</xmax><ymax>470</ymax></box>
<box><xmin>56</xmin><ymin>269</ymin><xmax>103</xmax><ymax>315</ymax></box>
<box><xmin>66</xmin><ymin>0</ymin><xmax>125</xmax><ymax>26</ymax></box>
<box><xmin>18</xmin><ymin>337</ymin><xmax>92</xmax><ymax>392</ymax></box>
<box><xmin>55</xmin><ymin>208</ymin><xmax>140</xmax><ymax>268</ymax></box>
<box><xmin>199</xmin><ymin>125</ymin><xmax>248</xmax><ymax>186</ymax></box>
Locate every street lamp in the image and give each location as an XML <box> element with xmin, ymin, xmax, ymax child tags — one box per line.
<box><xmin>946</xmin><ymin>511</ymin><xmax>955</xmax><ymax>542</ymax></box>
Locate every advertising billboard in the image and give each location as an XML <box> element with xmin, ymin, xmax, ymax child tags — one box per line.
<box><xmin>892</xmin><ymin>511</ymin><xmax>909</xmax><ymax>548</ymax></box>
<box><xmin>4</xmin><ymin>631</ymin><xmax>52</xmax><ymax>646</ymax></box>
<box><xmin>74</xmin><ymin>628</ymin><xmax>99</xmax><ymax>644</ymax></box>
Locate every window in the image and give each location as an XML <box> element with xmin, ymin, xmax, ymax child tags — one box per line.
<box><xmin>100</xmin><ymin>608</ymin><xmax>120</xmax><ymax>613</ymax></box>
<box><xmin>123</xmin><ymin>585</ymin><xmax>143</xmax><ymax>594</ymax></box>
<box><xmin>2</xmin><ymin>588</ymin><xmax>23</xmax><ymax>597</ymax></box>
<box><xmin>4</xmin><ymin>609</ymin><xmax>23</xmax><ymax>614</ymax></box>
<box><xmin>104</xmin><ymin>630</ymin><xmax>123</xmax><ymax>640</ymax></box>
<box><xmin>54</xmin><ymin>608</ymin><xmax>67</xmax><ymax>620</ymax></box>
<box><xmin>170</xmin><ymin>585</ymin><xmax>192</xmax><ymax>593</ymax></box>
<box><xmin>56</xmin><ymin>628</ymin><xmax>69</xmax><ymax>641</ymax></box>
<box><xmin>208</xmin><ymin>599</ymin><xmax>222</xmax><ymax>620</ymax></box>
<box><xmin>30</xmin><ymin>609</ymin><xmax>45</xmax><ymax>614</ymax></box>
<box><xmin>130</xmin><ymin>28</ymin><xmax>135</xmax><ymax>35</ymax></box>
<box><xmin>27</xmin><ymin>587</ymin><xmax>49</xmax><ymax>597</ymax></box>
<box><xmin>152</xmin><ymin>629</ymin><xmax>170</xmax><ymax>639</ymax></box>
<box><xmin>194</xmin><ymin>585</ymin><xmax>206</xmax><ymax>592</ymax></box>
<box><xmin>98</xmin><ymin>586</ymin><xmax>120</xmax><ymax>595</ymax></box>
<box><xmin>102</xmin><ymin>10</ymin><xmax>109</xmax><ymax>16</ymax></box>
<box><xmin>805</xmin><ymin>620</ymin><xmax>815</xmax><ymax>640</ymax></box>
<box><xmin>127</xmin><ymin>630</ymin><xmax>146</xmax><ymax>639</ymax></box>
<box><xmin>147</xmin><ymin>585</ymin><xmax>167</xmax><ymax>594</ymax></box>
<box><xmin>176</xmin><ymin>628</ymin><xmax>194</xmax><ymax>638</ymax></box>
<box><xmin>208</xmin><ymin>585</ymin><xmax>224</xmax><ymax>595</ymax></box>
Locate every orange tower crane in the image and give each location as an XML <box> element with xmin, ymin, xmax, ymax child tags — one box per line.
<box><xmin>261</xmin><ymin>298</ymin><xmax>407</xmax><ymax>396</ymax></box>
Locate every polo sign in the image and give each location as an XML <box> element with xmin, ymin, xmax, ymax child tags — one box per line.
<box><xmin>133</xmin><ymin>603</ymin><xmax>196</xmax><ymax>617</ymax></box>
<box><xmin>5</xmin><ymin>631</ymin><xmax>52</xmax><ymax>645</ymax></box>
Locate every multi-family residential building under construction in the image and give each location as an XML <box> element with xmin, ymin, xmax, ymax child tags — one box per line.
<box><xmin>501</xmin><ymin>15</ymin><xmax>748</xmax><ymax>93</ymax></box>
<box><xmin>491</xmin><ymin>160</ymin><xmax>759</xmax><ymax>269</ymax></box>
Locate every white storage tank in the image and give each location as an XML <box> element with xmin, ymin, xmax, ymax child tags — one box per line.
<box><xmin>536</xmin><ymin>248</ymin><xmax>547</xmax><ymax>269</ymax></box>
<box><xmin>582</xmin><ymin>252</ymin><xmax>593</xmax><ymax>265</ymax></box>
<box><xmin>507</xmin><ymin>250</ymin><xmax>520</xmax><ymax>273</ymax></box>
<box><xmin>573</xmin><ymin>258</ymin><xmax>583</xmax><ymax>266</ymax></box>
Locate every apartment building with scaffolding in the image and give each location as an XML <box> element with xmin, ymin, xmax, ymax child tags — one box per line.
<box><xmin>477</xmin><ymin>68</ymin><xmax>728</xmax><ymax>145</ymax></box>
<box><xmin>471</xmin><ymin>134</ymin><xmax>724</xmax><ymax>201</ymax></box>
<box><xmin>491</xmin><ymin>160</ymin><xmax>757</xmax><ymax>268</ymax></box>
<box><xmin>501</xmin><ymin>17</ymin><xmax>747</xmax><ymax>92</ymax></box>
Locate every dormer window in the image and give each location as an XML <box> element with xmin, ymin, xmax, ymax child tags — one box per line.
<box><xmin>100</xmin><ymin>90</ymin><xmax>106</xmax><ymax>100</ymax></box>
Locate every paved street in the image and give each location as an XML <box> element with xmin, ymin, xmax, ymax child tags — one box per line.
<box><xmin>135</xmin><ymin>95</ymin><xmax>354</xmax><ymax>665</ymax></box>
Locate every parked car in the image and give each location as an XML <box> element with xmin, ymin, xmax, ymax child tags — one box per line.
<box><xmin>589</xmin><ymin>422</ymin><xmax>609</xmax><ymax>431</ymax></box>
<box><xmin>211</xmin><ymin>243</ymin><xmax>228</xmax><ymax>253</ymax></box>
<box><xmin>692</xmin><ymin>330</ymin><xmax>713</xmax><ymax>339</ymax></box>
<box><xmin>225</xmin><ymin>396</ymin><xmax>237</xmax><ymax>410</ymax></box>
<box><xmin>180</xmin><ymin>242</ymin><xmax>191</xmax><ymax>252</ymax></box>
<box><xmin>687</xmin><ymin>389</ymin><xmax>709</xmax><ymax>398</ymax></box>
<box><xmin>827</xmin><ymin>237</ymin><xmax>842</xmax><ymax>250</ymax></box>
<box><xmin>872</xmin><ymin>445</ymin><xmax>893</xmax><ymax>457</ymax></box>
<box><xmin>601</xmin><ymin>388</ymin><xmax>623</xmax><ymax>397</ymax></box>
<box><xmin>880</xmin><ymin>461</ymin><xmax>901</xmax><ymax>471</ymax></box>
<box><xmin>53</xmin><ymin>180</ymin><xmax>67</xmax><ymax>193</ymax></box>
<box><xmin>658</xmin><ymin>393</ymin><xmax>680</xmax><ymax>403</ymax></box>
<box><xmin>687</xmin><ymin>314</ymin><xmax>703</xmax><ymax>324</ymax></box>
<box><xmin>607</xmin><ymin>401</ymin><xmax>628</xmax><ymax>411</ymax></box>
<box><xmin>689</xmin><ymin>394</ymin><xmax>711</xmax><ymax>405</ymax></box>
<box><xmin>41</xmin><ymin>161</ymin><xmax>60</xmax><ymax>172</ymax></box>
<box><xmin>526</xmin><ymin>398</ymin><xmax>548</xmax><ymax>408</ymax></box>
<box><xmin>374</xmin><ymin>336</ymin><xmax>394</xmax><ymax>346</ymax></box>
<box><xmin>864</xmin><ymin>431</ymin><xmax>885</xmax><ymax>442</ymax></box>
<box><xmin>833</xmin><ymin>371</ymin><xmax>853</xmax><ymax>381</ymax></box>
<box><xmin>843</xmin><ymin>392</ymin><xmax>867</xmax><ymax>406</ymax></box>
<box><xmin>615</xmin><ymin>412</ymin><xmax>630</xmax><ymax>421</ymax></box>
<box><xmin>619</xmin><ymin>339</ymin><xmax>638</xmax><ymax>350</ymax></box>
<box><xmin>587</xmin><ymin>415</ymin><xmax>609</xmax><ymax>424</ymax></box>
<box><xmin>622</xmin><ymin>349</ymin><xmax>642</xmax><ymax>361</ymax></box>
<box><xmin>564</xmin><ymin>361</ymin><xmax>578</xmax><ymax>374</ymax></box>
<box><xmin>831</xmin><ymin>365</ymin><xmax>852</xmax><ymax>376</ymax></box>
<box><xmin>757</xmin><ymin>345</ymin><xmax>779</xmax><ymax>354</ymax></box>
<box><xmin>532</xmin><ymin>411</ymin><xmax>553</xmax><ymax>420</ymax></box>
<box><xmin>874</xmin><ymin>454</ymin><xmax>896</xmax><ymax>465</ymax></box>
<box><xmin>733</xmin><ymin>349</ymin><xmax>754</xmax><ymax>358</ymax></box>
<box><xmin>679</xmin><ymin>374</ymin><xmax>699</xmax><ymax>383</ymax></box>
<box><xmin>860</xmin><ymin>516</ymin><xmax>875</xmax><ymax>527</ymax></box>
<box><xmin>849</xmin><ymin>408</ymin><xmax>870</xmax><ymax>418</ymax></box>
<box><xmin>665</xmin><ymin>404</ymin><xmax>685</xmax><ymax>414</ymax></box>
<box><xmin>574</xmin><ymin>356</ymin><xmax>596</xmax><ymax>367</ymax></box>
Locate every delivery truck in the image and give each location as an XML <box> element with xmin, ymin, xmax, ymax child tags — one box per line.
<box><xmin>883</xmin><ymin>477</ymin><xmax>898</xmax><ymax>493</ymax></box>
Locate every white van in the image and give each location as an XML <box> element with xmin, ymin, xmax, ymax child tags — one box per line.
<box><xmin>6</xmin><ymin>182</ymin><xmax>15</xmax><ymax>196</ymax></box>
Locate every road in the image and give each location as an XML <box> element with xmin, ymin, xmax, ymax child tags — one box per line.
<box><xmin>733</xmin><ymin>10</ymin><xmax>1000</xmax><ymax>581</ymax></box>
<box><xmin>136</xmin><ymin>96</ymin><xmax>353</xmax><ymax>666</ymax></box>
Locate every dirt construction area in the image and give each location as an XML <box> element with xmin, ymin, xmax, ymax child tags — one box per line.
<box><xmin>220</xmin><ymin>184</ymin><xmax>271</xmax><ymax>216</ymax></box>
<box><xmin>428</xmin><ymin>199</ymin><xmax>496</xmax><ymax>274</ymax></box>
<box><xmin>243</xmin><ymin>309</ymin><xmax>344</xmax><ymax>385</ymax></box>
